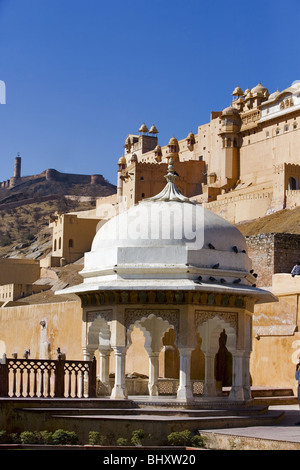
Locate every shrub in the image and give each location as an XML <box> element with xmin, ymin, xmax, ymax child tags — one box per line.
<box><xmin>88</xmin><ymin>431</ymin><xmax>107</xmax><ymax>446</ymax></box>
<box><xmin>117</xmin><ymin>437</ymin><xmax>128</xmax><ymax>446</ymax></box>
<box><xmin>167</xmin><ymin>430</ymin><xmax>206</xmax><ymax>448</ymax></box>
<box><xmin>20</xmin><ymin>431</ymin><xmax>41</xmax><ymax>444</ymax></box>
<box><xmin>190</xmin><ymin>434</ymin><xmax>206</xmax><ymax>448</ymax></box>
<box><xmin>40</xmin><ymin>430</ymin><xmax>53</xmax><ymax>445</ymax></box>
<box><xmin>167</xmin><ymin>430</ymin><xmax>193</xmax><ymax>446</ymax></box>
<box><xmin>131</xmin><ymin>429</ymin><xmax>146</xmax><ymax>446</ymax></box>
<box><xmin>52</xmin><ymin>429</ymin><xmax>78</xmax><ymax>446</ymax></box>
<box><xmin>88</xmin><ymin>431</ymin><xmax>99</xmax><ymax>446</ymax></box>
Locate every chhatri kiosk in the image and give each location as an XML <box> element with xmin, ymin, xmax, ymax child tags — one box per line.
<box><xmin>58</xmin><ymin>159</ymin><xmax>276</xmax><ymax>403</ymax></box>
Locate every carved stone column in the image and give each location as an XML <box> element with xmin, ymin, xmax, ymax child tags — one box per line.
<box><xmin>177</xmin><ymin>348</ymin><xmax>194</xmax><ymax>401</ymax></box>
<box><xmin>203</xmin><ymin>352</ymin><xmax>217</xmax><ymax>396</ymax></box>
<box><xmin>82</xmin><ymin>347</ymin><xmax>96</xmax><ymax>397</ymax></box>
<box><xmin>148</xmin><ymin>352</ymin><xmax>159</xmax><ymax>396</ymax></box>
<box><xmin>99</xmin><ymin>349</ymin><xmax>111</xmax><ymax>395</ymax></box>
<box><xmin>229</xmin><ymin>350</ymin><xmax>245</xmax><ymax>401</ymax></box>
<box><xmin>82</xmin><ymin>347</ymin><xmax>94</xmax><ymax>361</ymax></box>
<box><xmin>111</xmin><ymin>346</ymin><xmax>127</xmax><ymax>399</ymax></box>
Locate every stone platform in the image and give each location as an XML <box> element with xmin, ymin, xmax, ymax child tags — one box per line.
<box><xmin>0</xmin><ymin>391</ymin><xmax>287</xmax><ymax>446</ymax></box>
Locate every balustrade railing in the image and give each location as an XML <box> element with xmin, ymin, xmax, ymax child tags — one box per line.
<box><xmin>0</xmin><ymin>354</ymin><xmax>96</xmax><ymax>399</ymax></box>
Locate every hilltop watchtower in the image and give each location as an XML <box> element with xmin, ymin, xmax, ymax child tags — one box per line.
<box><xmin>10</xmin><ymin>154</ymin><xmax>22</xmax><ymax>187</ymax></box>
<box><xmin>14</xmin><ymin>154</ymin><xmax>21</xmax><ymax>179</ymax></box>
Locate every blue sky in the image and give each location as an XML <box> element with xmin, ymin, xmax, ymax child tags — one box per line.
<box><xmin>0</xmin><ymin>0</ymin><xmax>299</xmax><ymax>186</ymax></box>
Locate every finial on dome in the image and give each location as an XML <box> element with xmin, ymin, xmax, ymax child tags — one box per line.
<box><xmin>164</xmin><ymin>158</ymin><xmax>178</xmax><ymax>184</ymax></box>
<box><xmin>144</xmin><ymin>157</ymin><xmax>194</xmax><ymax>204</ymax></box>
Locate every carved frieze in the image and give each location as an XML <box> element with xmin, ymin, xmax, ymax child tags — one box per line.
<box><xmin>124</xmin><ymin>309</ymin><xmax>179</xmax><ymax>333</ymax></box>
<box><xmin>79</xmin><ymin>290</ymin><xmax>245</xmax><ymax>309</ymax></box>
<box><xmin>86</xmin><ymin>310</ymin><xmax>113</xmax><ymax>324</ymax></box>
<box><xmin>194</xmin><ymin>310</ymin><xmax>237</xmax><ymax>330</ymax></box>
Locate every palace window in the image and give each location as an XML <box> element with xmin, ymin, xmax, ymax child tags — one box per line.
<box><xmin>288</xmin><ymin>177</ymin><xmax>299</xmax><ymax>190</ymax></box>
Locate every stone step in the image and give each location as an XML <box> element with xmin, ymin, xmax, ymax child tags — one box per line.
<box><xmin>47</xmin><ymin>409</ymin><xmax>284</xmax><ymax>431</ymax></box>
<box><xmin>253</xmin><ymin>395</ymin><xmax>298</xmax><ymax>406</ymax></box>
<box><xmin>4</xmin><ymin>399</ymin><xmax>285</xmax><ymax>445</ymax></box>
<box><xmin>250</xmin><ymin>387</ymin><xmax>295</xmax><ymax>398</ymax></box>
<box><xmin>6</xmin><ymin>397</ymin><xmax>135</xmax><ymax>410</ymax></box>
<box><xmin>221</xmin><ymin>386</ymin><xmax>295</xmax><ymax>398</ymax></box>
<box><xmin>17</xmin><ymin>405</ymin><xmax>269</xmax><ymax>418</ymax></box>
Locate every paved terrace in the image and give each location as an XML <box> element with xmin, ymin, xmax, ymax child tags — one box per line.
<box><xmin>200</xmin><ymin>404</ymin><xmax>300</xmax><ymax>450</ymax></box>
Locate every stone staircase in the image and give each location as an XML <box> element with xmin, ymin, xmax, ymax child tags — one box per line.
<box><xmin>0</xmin><ymin>387</ymin><xmax>294</xmax><ymax>445</ymax></box>
<box><xmin>4</xmin><ymin>400</ymin><xmax>283</xmax><ymax>445</ymax></box>
<box><xmin>250</xmin><ymin>387</ymin><xmax>298</xmax><ymax>405</ymax></box>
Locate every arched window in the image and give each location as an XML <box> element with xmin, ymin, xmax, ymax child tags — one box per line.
<box><xmin>59</xmin><ymin>237</ymin><xmax>62</xmax><ymax>249</ymax></box>
<box><xmin>54</xmin><ymin>239</ymin><xmax>57</xmax><ymax>251</ymax></box>
<box><xmin>288</xmin><ymin>177</ymin><xmax>299</xmax><ymax>190</ymax></box>
<box><xmin>68</xmin><ymin>239</ymin><xmax>74</xmax><ymax>248</ymax></box>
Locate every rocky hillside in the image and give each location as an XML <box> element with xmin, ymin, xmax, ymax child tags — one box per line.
<box><xmin>0</xmin><ymin>198</ymin><xmax>97</xmax><ymax>255</ymax></box>
<box><xmin>0</xmin><ymin>170</ymin><xmax>116</xmax><ymax>208</ymax></box>
<box><xmin>0</xmin><ymin>170</ymin><xmax>116</xmax><ymax>258</ymax></box>
<box><xmin>237</xmin><ymin>207</ymin><xmax>300</xmax><ymax>236</ymax></box>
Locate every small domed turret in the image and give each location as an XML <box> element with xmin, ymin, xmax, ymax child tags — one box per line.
<box><xmin>139</xmin><ymin>123</ymin><xmax>149</xmax><ymax>134</ymax></box>
<box><xmin>154</xmin><ymin>145</ymin><xmax>162</xmax><ymax>162</ymax></box>
<box><xmin>186</xmin><ymin>131</ymin><xmax>195</xmax><ymax>150</ymax></box>
<box><xmin>232</xmin><ymin>86</ymin><xmax>244</xmax><ymax>98</ymax></box>
<box><xmin>222</xmin><ymin>105</ymin><xmax>240</xmax><ymax>117</ymax></box>
<box><xmin>118</xmin><ymin>156</ymin><xmax>126</xmax><ymax>168</ymax></box>
<box><xmin>149</xmin><ymin>124</ymin><xmax>159</xmax><ymax>135</ymax></box>
<box><xmin>251</xmin><ymin>81</ymin><xmax>269</xmax><ymax>97</ymax></box>
<box><xmin>167</xmin><ymin>136</ymin><xmax>179</xmax><ymax>161</ymax></box>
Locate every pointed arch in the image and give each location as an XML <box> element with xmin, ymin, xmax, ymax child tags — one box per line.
<box><xmin>86</xmin><ymin>314</ymin><xmax>112</xmax><ymax>353</ymax></box>
<box><xmin>127</xmin><ymin>313</ymin><xmax>176</xmax><ymax>353</ymax></box>
<box><xmin>197</xmin><ymin>314</ymin><xmax>236</xmax><ymax>355</ymax></box>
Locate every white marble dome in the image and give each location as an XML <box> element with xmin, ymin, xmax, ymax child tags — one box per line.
<box><xmin>85</xmin><ymin>198</ymin><xmax>249</xmax><ymax>278</ymax></box>
<box><xmin>78</xmin><ymin>160</ymin><xmax>261</xmax><ymax>294</ymax></box>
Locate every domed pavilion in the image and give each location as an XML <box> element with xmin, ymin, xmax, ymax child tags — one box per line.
<box><xmin>57</xmin><ymin>159</ymin><xmax>276</xmax><ymax>403</ymax></box>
